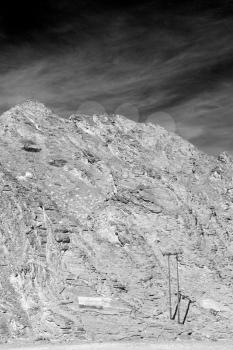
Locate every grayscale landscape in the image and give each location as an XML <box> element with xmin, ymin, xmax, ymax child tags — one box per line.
<box><xmin>1</xmin><ymin>0</ymin><xmax>233</xmax><ymax>347</ymax></box>
<box><xmin>0</xmin><ymin>100</ymin><xmax>233</xmax><ymax>348</ymax></box>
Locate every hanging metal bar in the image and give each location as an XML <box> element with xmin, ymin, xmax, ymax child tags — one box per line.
<box><xmin>182</xmin><ymin>299</ymin><xmax>192</xmax><ymax>325</ymax></box>
<box><xmin>176</xmin><ymin>253</ymin><xmax>180</xmax><ymax>324</ymax></box>
<box><xmin>171</xmin><ymin>292</ymin><xmax>181</xmax><ymax>320</ymax></box>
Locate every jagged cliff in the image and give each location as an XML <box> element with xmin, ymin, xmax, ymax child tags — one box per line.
<box><xmin>0</xmin><ymin>100</ymin><xmax>233</xmax><ymax>343</ymax></box>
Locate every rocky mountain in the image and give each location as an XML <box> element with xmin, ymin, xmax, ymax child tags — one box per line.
<box><xmin>0</xmin><ymin>100</ymin><xmax>233</xmax><ymax>344</ymax></box>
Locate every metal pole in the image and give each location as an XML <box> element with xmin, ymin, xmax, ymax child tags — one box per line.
<box><xmin>182</xmin><ymin>299</ymin><xmax>191</xmax><ymax>325</ymax></box>
<box><xmin>168</xmin><ymin>254</ymin><xmax>172</xmax><ymax>319</ymax></box>
<box><xmin>176</xmin><ymin>254</ymin><xmax>180</xmax><ymax>324</ymax></box>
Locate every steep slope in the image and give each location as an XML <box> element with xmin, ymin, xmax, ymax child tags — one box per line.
<box><xmin>0</xmin><ymin>100</ymin><xmax>233</xmax><ymax>343</ymax></box>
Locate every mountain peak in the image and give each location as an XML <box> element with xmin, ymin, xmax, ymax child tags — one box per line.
<box><xmin>0</xmin><ymin>101</ymin><xmax>232</xmax><ymax>343</ymax></box>
<box><xmin>3</xmin><ymin>99</ymin><xmax>52</xmax><ymax>116</ymax></box>
<box><xmin>0</xmin><ymin>100</ymin><xmax>63</xmax><ymax>134</ymax></box>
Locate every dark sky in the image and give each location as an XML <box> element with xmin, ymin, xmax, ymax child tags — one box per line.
<box><xmin>1</xmin><ymin>0</ymin><xmax>233</xmax><ymax>155</ymax></box>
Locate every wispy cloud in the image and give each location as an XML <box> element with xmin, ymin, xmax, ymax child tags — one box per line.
<box><xmin>0</xmin><ymin>12</ymin><xmax>233</xmax><ymax>155</ymax></box>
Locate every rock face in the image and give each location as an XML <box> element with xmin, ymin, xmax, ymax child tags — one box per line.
<box><xmin>0</xmin><ymin>100</ymin><xmax>233</xmax><ymax>343</ymax></box>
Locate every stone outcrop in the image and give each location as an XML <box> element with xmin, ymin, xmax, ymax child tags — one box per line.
<box><xmin>0</xmin><ymin>100</ymin><xmax>233</xmax><ymax>343</ymax></box>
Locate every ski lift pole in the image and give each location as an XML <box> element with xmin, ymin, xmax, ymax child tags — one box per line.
<box><xmin>162</xmin><ymin>251</ymin><xmax>173</xmax><ymax>320</ymax></box>
<box><xmin>167</xmin><ymin>254</ymin><xmax>172</xmax><ymax>319</ymax></box>
<box><xmin>176</xmin><ymin>253</ymin><xmax>180</xmax><ymax>324</ymax></box>
<box><xmin>162</xmin><ymin>248</ymin><xmax>183</xmax><ymax>322</ymax></box>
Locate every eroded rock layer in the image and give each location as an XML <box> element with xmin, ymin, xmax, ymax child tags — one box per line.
<box><xmin>0</xmin><ymin>100</ymin><xmax>233</xmax><ymax>343</ymax></box>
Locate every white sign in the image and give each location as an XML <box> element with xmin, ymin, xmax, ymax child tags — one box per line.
<box><xmin>78</xmin><ymin>296</ymin><xmax>111</xmax><ymax>309</ymax></box>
